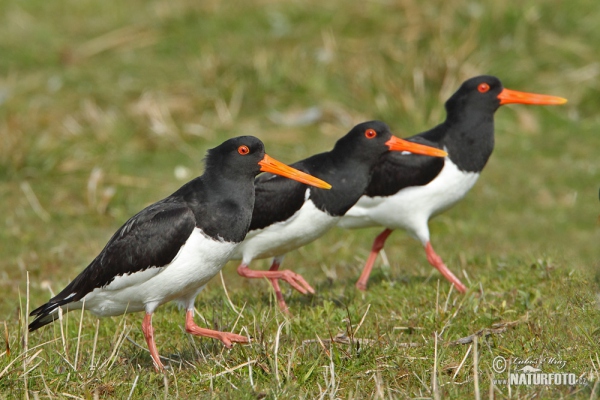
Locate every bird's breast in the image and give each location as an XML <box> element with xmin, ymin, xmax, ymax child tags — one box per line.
<box><xmin>340</xmin><ymin>159</ymin><xmax>480</xmax><ymax>229</ymax></box>
<box><xmin>232</xmin><ymin>199</ymin><xmax>339</xmax><ymax>261</ymax></box>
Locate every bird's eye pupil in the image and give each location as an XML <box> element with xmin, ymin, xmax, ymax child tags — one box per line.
<box><xmin>365</xmin><ymin>129</ymin><xmax>377</xmax><ymax>139</ymax></box>
<box><xmin>478</xmin><ymin>83</ymin><xmax>490</xmax><ymax>93</ymax></box>
<box><xmin>238</xmin><ymin>145</ymin><xmax>250</xmax><ymax>155</ymax></box>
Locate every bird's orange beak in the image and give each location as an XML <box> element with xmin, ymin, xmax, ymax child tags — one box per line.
<box><xmin>497</xmin><ymin>89</ymin><xmax>567</xmax><ymax>106</ymax></box>
<box><xmin>259</xmin><ymin>154</ymin><xmax>332</xmax><ymax>189</ymax></box>
<box><xmin>385</xmin><ymin>136</ymin><xmax>448</xmax><ymax>157</ymax></box>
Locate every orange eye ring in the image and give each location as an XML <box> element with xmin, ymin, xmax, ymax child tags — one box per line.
<box><xmin>365</xmin><ymin>128</ymin><xmax>377</xmax><ymax>139</ymax></box>
<box><xmin>478</xmin><ymin>83</ymin><xmax>490</xmax><ymax>93</ymax></box>
<box><xmin>238</xmin><ymin>145</ymin><xmax>250</xmax><ymax>155</ymax></box>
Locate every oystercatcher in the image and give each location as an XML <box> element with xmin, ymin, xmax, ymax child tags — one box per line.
<box><xmin>29</xmin><ymin>136</ymin><xmax>331</xmax><ymax>370</ymax></box>
<box><xmin>337</xmin><ymin>76</ymin><xmax>567</xmax><ymax>292</ymax></box>
<box><xmin>233</xmin><ymin>121</ymin><xmax>447</xmax><ymax>311</ymax></box>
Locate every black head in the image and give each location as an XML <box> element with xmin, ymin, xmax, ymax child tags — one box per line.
<box><xmin>205</xmin><ymin>136</ymin><xmax>332</xmax><ymax>189</ymax></box>
<box><xmin>445</xmin><ymin>75</ymin><xmax>567</xmax><ymax>122</ymax></box>
<box><xmin>204</xmin><ymin>136</ymin><xmax>266</xmax><ymax>180</ymax></box>
<box><xmin>333</xmin><ymin>120</ymin><xmax>447</xmax><ymax>165</ymax></box>
<box><xmin>445</xmin><ymin>76</ymin><xmax>504</xmax><ymax>120</ymax></box>
<box><xmin>332</xmin><ymin>121</ymin><xmax>395</xmax><ymax>166</ymax></box>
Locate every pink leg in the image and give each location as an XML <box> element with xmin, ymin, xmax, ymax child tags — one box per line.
<box><xmin>267</xmin><ymin>259</ymin><xmax>291</xmax><ymax>313</ymax></box>
<box><xmin>425</xmin><ymin>241</ymin><xmax>467</xmax><ymax>293</ymax></box>
<box><xmin>356</xmin><ymin>229</ymin><xmax>393</xmax><ymax>291</ymax></box>
<box><xmin>142</xmin><ymin>313</ymin><xmax>165</xmax><ymax>371</ymax></box>
<box><xmin>237</xmin><ymin>261</ymin><xmax>314</xmax><ymax>298</ymax></box>
<box><xmin>185</xmin><ymin>310</ymin><xmax>248</xmax><ymax>348</ymax></box>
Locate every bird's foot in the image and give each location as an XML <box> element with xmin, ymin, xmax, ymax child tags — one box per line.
<box><xmin>355</xmin><ymin>281</ymin><xmax>368</xmax><ymax>291</ymax></box>
<box><xmin>238</xmin><ymin>264</ymin><xmax>314</xmax><ymax>295</ymax></box>
<box><xmin>185</xmin><ymin>310</ymin><xmax>249</xmax><ymax>348</ymax></box>
<box><xmin>425</xmin><ymin>242</ymin><xmax>467</xmax><ymax>293</ymax></box>
<box><xmin>273</xmin><ymin>269</ymin><xmax>315</xmax><ymax>295</ymax></box>
<box><xmin>217</xmin><ymin>332</ymin><xmax>250</xmax><ymax>349</ymax></box>
<box><xmin>269</xmin><ymin>278</ymin><xmax>291</xmax><ymax>314</ymax></box>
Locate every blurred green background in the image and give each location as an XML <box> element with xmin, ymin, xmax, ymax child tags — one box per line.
<box><xmin>0</xmin><ymin>0</ymin><xmax>598</xmax><ymax>397</ymax></box>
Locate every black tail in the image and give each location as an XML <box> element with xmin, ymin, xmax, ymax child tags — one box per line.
<box><xmin>29</xmin><ymin>270</ymin><xmax>91</xmax><ymax>332</ymax></box>
<box><xmin>29</xmin><ymin>300</ymin><xmax>70</xmax><ymax>331</ymax></box>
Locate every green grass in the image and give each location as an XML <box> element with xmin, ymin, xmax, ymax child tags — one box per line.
<box><xmin>1</xmin><ymin>0</ymin><xmax>599</xmax><ymax>398</ymax></box>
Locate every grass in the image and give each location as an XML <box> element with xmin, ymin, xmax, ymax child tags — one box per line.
<box><xmin>1</xmin><ymin>0</ymin><xmax>599</xmax><ymax>398</ymax></box>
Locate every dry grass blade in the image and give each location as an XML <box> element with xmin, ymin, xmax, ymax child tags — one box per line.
<box><xmin>473</xmin><ymin>335</ymin><xmax>480</xmax><ymax>400</ymax></box>
<box><xmin>24</xmin><ymin>360</ymin><xmax>43</xmax><ymax>376</ymax></box>
<box><xmin>204</xmin><ymin>359</ymin><xmax>257</xmax><ymax>380</ymax></box>
<box><xmin>314</xmin><ymin>334</ymin><xmax>331</xmax><ymax>358</ymax></box>
<box><xmin>72</xmin><ymin>25</ymin><xmax>157</xmax><ymax>61</ymax></box>
<box><xmin>590</xmin><ymin>377</ymin><xmax>599</xmax><ymax>400</ymax></box>
<box><xmin>446</xmin><ymin>317</ymin><xmax>526</xmax><ymax>346</ymax></box>
<box><xmin>452</xmin><ymin>344</ymin><xmax>472</xmax><ymax>381</ymax></box>
<box><xmin>327</xmin><ymin>342</ymin><xmax>338</xmax><ymax>400</ymax></box>
<box><xmin>247</xmin><ymin>357</ymin><xmax>254</xmax><ymax>389</ymax></box>
<box><xmin>74</xmin><ymin>299</ymin><xmax>85</xmax><ymax>370</ymax></box>
<box><xmin>0</xmin><ymin>351</ymin><xmax>26</xmax><ymax>379</ymax></box>
<box><xmin>23</xmin><ymin>271</ymin><xmax>30</xmax><ymax>400</ymax></box>
<box><xmin>126</xmin><ymin>374</ymin><xmax>140</xmax><ymax>400</ymax></box>
<box><xmin>303</xmin><ymin>332</ymin><xmax>419</xmax><ymax>349</ymax></box>
<box><xmin>90</xmin><ymin>319</ymin><xmax>100</xmax><ymax>370</ymax></box>
<box><xmin>219</xmin><ymin>271</ymin><xmax>239</xmax><ymax>314</ymax></box>
<box><xmin>20</xmin><ymin>182</ymin><xmax>50</xmax><ymax>222</ymax></box>
<box><xmin>24</xmin><ymin>349</ymin><xmax>43</xmax><ymax>367</ymax></box>
<box><xmin>125</xmin><ymin>335</ymin><xmax>181</xmax><ymax>365</ymax></box>
<box><xmin>61</xmin><ymin>393</ymin><xmax>85</xmax><ymax>400</ymax></box>
<box><xmin>98</xmin><ymin>323</ymin><xmax>130</xmax><ymax>371</ymax></box>
<box><xmin>58</xmin><ymin>306</ymin><xmax>68</xmax><ymax>362</ymax></box>
<box><xmin>163</xmin><ymin>374</ymin><xmax>169</xmax><ymax>399</ymax></box>
<box><xmin>0</xmin><ymin>338</ymin><xmax>59</xmax><ymax>379</ymax></box>
<box><xmin>274</xmin><ymin>321</ymin><xmax>286</xmax><ymax>387</ymax></box>
<box><xmin>353</xmin><ymin>304</ymin><xmax>371</xmax><ymax>336</ymax></box>
<box><xmin>4</xmin><ymin>320</ymin><xmax>9</xmax><ymax>357</ymax></box>
<box><xmin>40</xmin><ymin>370</ymin><xmax>53</xmax><ymax>398</ymax></box>
<box><xmin>443</xmin><ymin>284</ymin><xmax>454</xmax><ymax>313</ymax></box>
<box><xmin>432</xmin><ymin>332</ymin><xmax>440</xmax><ymax>400</ymax></box>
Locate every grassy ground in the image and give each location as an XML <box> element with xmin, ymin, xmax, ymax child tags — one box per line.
<box><xmin>1</xmin><ymin>0</ymin><xmax>599</xmax><ymax>398</ymax></box>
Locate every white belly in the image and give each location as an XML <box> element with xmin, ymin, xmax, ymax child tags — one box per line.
<box><xmin>338</xmin><ymin>159</ymin><xmax>480</xmax><ymax>242</ymax></box>
<box><xmin>79</xmin><ymin>228</ymin><xmax>238</xmax><ymax>316</ymax></box>
<box><xmin>232</xmin><ymin>199</ymin><xmax>339</xmax><ymax>263</ymax></box>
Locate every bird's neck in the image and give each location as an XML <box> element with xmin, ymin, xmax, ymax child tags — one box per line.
<box><xmin>309</xmin><ymin>151</ymin><xmax>374</xmax><ymax>216</ymax></box>
<box><xmin>438</xmin><ymin>113</ymin><xmax>496</xmax><ymax>173</ymax></box>
<box><xmin>182</xmin><ymin>176</ymin><xmax>255</xmax><ymax>243</ymax></box>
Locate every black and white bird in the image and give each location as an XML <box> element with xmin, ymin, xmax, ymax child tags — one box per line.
<box><xmin>337</xmin><ymin>76</ymin><xmax>567</xmax><ymax>292</ymax></box>
<box><xmin>29</xmin><ymin>136</ymin><xmax>331</xmax><ymax>370</ymax></box>
<box><xmin>233</xmin><ymin>121</ymin><xmax>447</xmax><ymax>312</ymax></box>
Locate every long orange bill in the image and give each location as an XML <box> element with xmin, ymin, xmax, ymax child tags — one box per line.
<box><xmin>385</xmin><ymin>136</ymin><xmax>448</xmax><ymax>157</ymax></box>
<box><xmin>259</xmin><ymin>154</ymin><xmax>332</xmax><ymax>189</ymax></box>
<box><xmin>498</xmin><ymin>89</ymin><xmax>567</xmax><ymax>106</ymax></box>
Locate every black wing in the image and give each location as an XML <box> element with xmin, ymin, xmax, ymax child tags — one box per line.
<box><xmin>29</xmin><ymin>201</ymin><xmax>196</xmax><ymax>330</ymax></box>
<box><xmin>249</xmin><ymin>163</ymin><xmax>310</xmax><ymax>231</ymax></box>
<box><xmin>365</xmin><ymin>134</ymin><xmax>445</xmax><ymax>197</ymax></box>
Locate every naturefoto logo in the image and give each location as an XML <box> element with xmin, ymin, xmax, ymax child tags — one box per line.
<box><xmin>492</xmin><ymin>356</ymin><xmax>587</xmax><ymax>386</ymax></box>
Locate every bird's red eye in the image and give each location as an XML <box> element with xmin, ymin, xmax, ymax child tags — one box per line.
<box><xmin>365</xmin><ymin>129</ymin><xmax>377</xmax><ymax>139</ymax></box>
<box><xmin>478</xmin><ymin>83</ymin><xmax>490</xmax><ymax>93</ymax></box>
<box><xmin>238</xmin><ymin>145</ymin><xmax>250</xmax><ymax>155</ymax></box>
